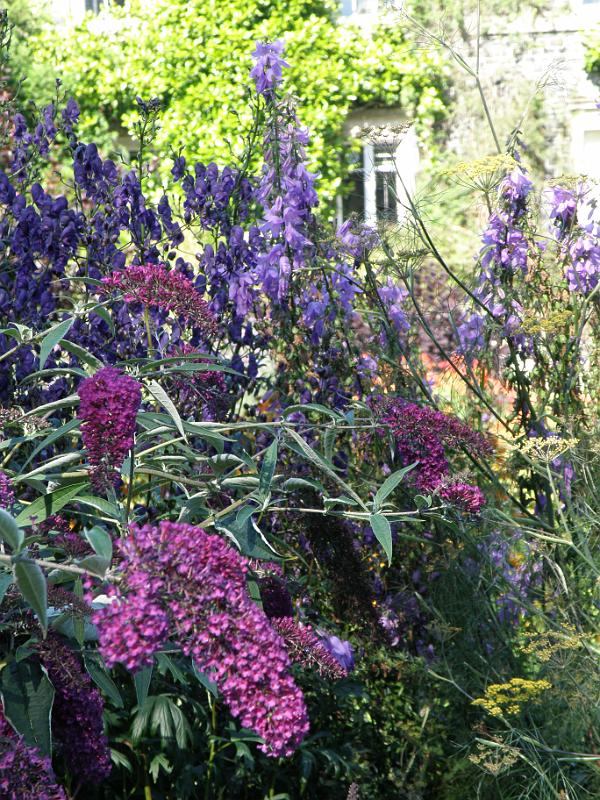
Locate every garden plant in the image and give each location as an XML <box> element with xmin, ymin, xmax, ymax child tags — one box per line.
<box><xmin>0</xmin><ymin>9</ymin><xmax>598</xmax><ymax>799</ymax></box>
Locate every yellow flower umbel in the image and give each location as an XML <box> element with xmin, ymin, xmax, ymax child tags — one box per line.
<box><xmin>472</xmin><ymin>678</ymin><xmax>552</xmax><ymax>717</ymax></box>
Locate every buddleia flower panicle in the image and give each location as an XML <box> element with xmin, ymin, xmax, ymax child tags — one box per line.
<box><xmin>102</xmin><ymin>263</ymin><xmax>217</xmax><ymax>335</ymax></box>
<box><xmin>37</xmin><ymin>634</ymin><xmax>111</xmax><ymax>784</ymax></box>
<box><xmin>91</xmin><ymin>522</ymin><xmax>309</xmax><ymax>757</ymax></box>
<box><xmin>0</xmin><ymin>709</ymin><xmax>67</xmax><ymax>800</ymax></box>
<box><xmin>271</xmin><ymin>617</ymin><xmax>349</xmax><ymax>680</ymax></box>
<box><xmin>0</xmin><ymin>470</ymin><xmax>14</xmax><ymax>509</ymax></box>
<box><xmin>77</xmin><ymin>366</ymin><xmax>142</xmax><ymax>492</ymax></box>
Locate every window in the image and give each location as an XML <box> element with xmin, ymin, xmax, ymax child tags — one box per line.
<box><xmin>339</xmin><ymin>0</ymin><xmax>385</xmax><ymax>17</ymax></box>
<box><xmin>339</xmin><ymin>127</ymin><xmax>419</xmax><ymax>225</ymax></box>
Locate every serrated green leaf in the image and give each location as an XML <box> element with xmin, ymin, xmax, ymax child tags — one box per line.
<box><xmin>192</xmin><ymin>662</ymin><xmax>219</xmax><ymax>698</ymax></box>
<box><xmin>0</xmin><ymin>508</ymin><xmax>24</xmax><ymax>552</ymax></box>
<box><xmin>14</xmin><ymin>481</ymin><xmax>87</xmax><ymax>527</ymax></box>
<box><xmin>372</xmin><ymin>463</ymin><xmax>417</xmax><ymax>512</ymax></box>
<box><xmin>39</xmin><ymin>318</ymin><xmax>74</xmax><ymax>369</ymax></box>
<box><xmin>369</xmin><ymin>513</ymin><xmax>393</xmax><ymax>566</ymax></box>
<box><xmin>14</xmin><ymin>561</ymin><xmax>48</xmax><ymax>634</ymax></box>
<box><xmin>0</xmin><ymin>660</ymin><xmax>54</xmax><ymax>756</ymax></box>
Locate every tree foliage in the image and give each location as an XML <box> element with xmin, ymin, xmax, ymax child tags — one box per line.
<box><xmin>20</xmin><ymin>0</ymin><xmax>448</xmax><ymax>209</ymax></box>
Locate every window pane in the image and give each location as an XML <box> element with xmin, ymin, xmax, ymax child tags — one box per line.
<box><xmin>342</xmin><ymin>170</ymin><xmax>365</xmax><ymax>219</ymax></box>
<box><xmin>375</xmin><ymin>171</ymin><xmax>397</xmax><ymax>222</ymax></box>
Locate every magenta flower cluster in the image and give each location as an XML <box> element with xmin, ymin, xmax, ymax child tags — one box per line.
<box><xmin>37</xmin><ymin>634</ymin><xmax>111</xmax><ymax>784</ymax></box>
<box><xmin>92</xmin><ymin>522</ymin><xmax>309</xmax><ymax>757</ymax></box>
<box><xmin>377</xmin><ymin>397</ymin><xmax>489</xmax><ymax>512</ymax></box>
<box><xmin>271</xmin><ymin>617</ymin><xmax>348</xmax><ymax>680</ymax></box>
<box><xmin>102</xmin><ymin>263</ymin><xmax>217</xmax><ymax>335</ymax></box>
<box><xmin>0</xmin><ymin>710</ymin><xmax>67</xmax><ymax>800</ymax></box>
<box><xmin>78</xmin><ymin>366</ymin><xmax>141</xmax><ymax>492</ymax></box>
<box><xmin>0</xmin><ymin>470</ymin><xmax>14</xmax><ymax>509</ymax></box>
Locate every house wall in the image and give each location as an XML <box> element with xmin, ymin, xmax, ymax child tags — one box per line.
<box><xmin>446</xmin><ymin>2</ymin><xmax>600</xmax><ymax>178</ymax></box>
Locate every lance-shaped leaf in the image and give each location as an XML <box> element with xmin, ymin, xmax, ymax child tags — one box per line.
<box><xmin>39</xmin><ymin>317</ymin><xmax>74</xmax><ymax>370</ymax></box>
<box><xmin>0</xmin><ymin>659</ymin><xmax>54</xmax><ymax>756</ymax></box>
<box><xmin>0</xmin><ymin>508</ymin><xmax>24</xmax><ymax>552</ymax></box>
<box><xmin>369</xmin><ymin>513</ymin><xmax>393</xmax><ymax>566</ymax></box>
<box><xmin>14</xmin><ymin>561</ymin><xmax>48</xmax><ymax>634</ymax></box>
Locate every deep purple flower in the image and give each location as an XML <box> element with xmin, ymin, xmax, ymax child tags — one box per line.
<box><xmin>78</xmin><ymin>367</ymin><xmax>141</xmax><ymax>492</ymax></box>
<box><xmin>37</xmin><ymin>634</ymin><xmax>111</xmax><ymax>784</ymax></box>
<box><xmin>0</xmin><ymin>710</ymin><xmax>67</xmax><ymax>799</ymax></box>
<box><xmin>438</xmin><ymin>482</ymin><xmax>486</xmax><ymax>514</ymax></box>
<box><xmin>250</xmin><ymin>41</ymin><xmax>289</xmax><ymax>96</ymax></box>
<box><xmin>0</xmin><ymin>471</ymin><xmax>14</xmax><ymax>509</ymax></box>
<box><xmin>319</xmin><ymin>634</ymin><xmax>355</xmax><ymax>672</ymax></box>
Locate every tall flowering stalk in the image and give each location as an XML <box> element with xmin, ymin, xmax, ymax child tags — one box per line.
<box><xmin>376</xmin><ymin>396</ymin><xmax>490</xmax><ymax>511</ymax></box>
<box><xmin>270</xmin><ymin>618</ymin><xmax>349</xmax><ymax>680</ymax></box>
<box><xmin>0</xmin><ymin>470</ymin><xmax>14</xmax><ymax>509</ymax></box>
<box><xmin>92</xmin><ymin>522</ymin><xmax>309</xmax><ymax>757</ymax></box>
<box><xmin>102</xmin><ymin>262</ymin><xmax>217</xmax><ymax>337</ymax></box>
<box><xmin>77</xmin><ymin>366</ymin><xmax>142</xmax><ymax>492</ymax></box>
<box><xmin>37</xmin><ymin>634</ymin><xmax>111</xmax><ymax>785</ymax></box>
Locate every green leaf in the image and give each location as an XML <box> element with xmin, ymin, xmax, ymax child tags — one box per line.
<box><xmin>285</xmin><ymin>427</ymin><xmax>367</xmax><ymax>511</ymax></box>
<box><xmin>283</xmin><ymin>403</ymin><xmax>343</xmax><ymax>421</ymax></box>
<box><xmin>0</xmin><ymin>570</ymin><xmax>13</xmax><ymax>603</ymax></box>
<box><xmin>369</xmin><ymin>513</ymin><xmax>393</xmax><ymax>566</ymax></box>
<box><xmin>19</xmin><ymin>393</ymin><xmax>79</xmax><ymax>419</ymax></box>
<box><xmin>281</xmin><ymin>477</ymin><xmax>325</xmax><ymax>493</ymax></box>
<box><xmin>146</xmin><ymin>381</ymin><xmax>186</xmax><ymax>441</ymax></box>
<box><xmin>216</xmin><ymin>505</ymin><xmax>280</xmax><ymax>561</ymax></box>
<box><xmin>258</xmin><ymin>439</ymin><xmax>278</xmax><ymax>498</ymax></box>
<box><xmin>134</xmin><ymin>664</ymin><xmax>153</xmax><ymax>705</ymax></box>
<box><xmin>76</xmin><ymin>555</ymin><xmax>111</xmax><ymax>577</ymax></box>
<box><xmin>83</xmin><ymin>652</ymin><xmax>124</xmax><ymax>708</ymax></box>
<box><xmin>60</xmin><ymin>339</ymin><xmax>104</xmax><ymax>371</ymax></box>
<box><xmin>76</xmin><ymin>495</ymin><xmax>121</xmax><ymax>520</ymax></box>
<box><xmin>39</xmin><ymin>318</ymin><xmax>74</xmax><ymax>369</ymax></box>
<box><xmin>14</xmin><ymin>561</ymin><xmax>48</xmax><ymax>634</ymax></box>
<box><xmin>84</xmin><ymin>526</ymin><xmax>113</xmax><ymax>560</ymax></box>
<box><xmin>22</xmin><ymin>418</ymin><xmax>80</xmax><ymax>469</ymax></box>
<box><xmin>192</xmin><ymin>662</ymin><xmax>219</xmax><ymax>698</ymax></box>
<box><xmin>372</xmin><ymin>463</ymin><xmax>417</xmax><ymax>512</ymax></box>
<box><xmin>0</xmin><ymin>659</ymin><xmax>54</xmax><ymax>756</ymax></box>
<box><xmin>14</xmin><ymin>481</ymin><xmax>87</xmax><ymax>527</ymax></box>
<box><xmin>0</xmin><ymin>508</ymin><xmax>24</xmax><ymax>552</ymax></box>
<box><xmin>323</xmin><ymin>426</ymin><xmax>336</xmax><ymax>463</ymax></box>
<box><xmin>17</xmin><ymin>451</ymin><xmax>82</xmax><ymax>481</ymax></box>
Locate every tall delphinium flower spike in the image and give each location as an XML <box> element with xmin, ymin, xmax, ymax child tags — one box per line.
<box><xmin>91</xmin><ymin>522</ymin><xmax>309</xmax><ymax>757</ymax></box>
<box><xmin>77</xmin><ymin>366</ymin><xmax>142</xmax><ymax>492</ymax></box>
